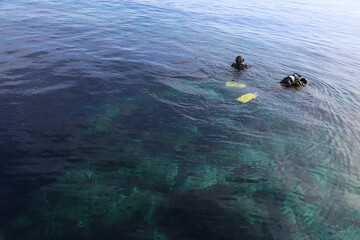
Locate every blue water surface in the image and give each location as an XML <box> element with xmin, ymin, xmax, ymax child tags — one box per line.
<box><xmin>1</xmin><ymin>0</ymin><xmax>360</xmax><ymax>239</ymax></box>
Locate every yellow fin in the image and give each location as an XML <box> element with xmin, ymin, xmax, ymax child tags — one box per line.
<box><xmin>236</xmin><ymin>93</ymin><xmax>259</xmax><ymax>103</ymax></box>
<box><xmin>226</xmin><ymin>81</ymin><xmax>246</xmax><ymax>88</ymax></box>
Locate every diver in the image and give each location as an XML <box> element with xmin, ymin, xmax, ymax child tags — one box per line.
<box><xmin>231</xmin><ymin>56</ymin><xmax>249</xmax><ymax>71</ymax></box>
<box><xmin>280</xmin><ymin>73</ymin><xmax>308</xmax><ymax>88</ymax></box>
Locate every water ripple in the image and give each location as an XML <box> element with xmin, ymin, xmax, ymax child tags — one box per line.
<box><xmin>1</xmin><ymin>0</ymin><xmax>360</xmax><ymax>239</ymax></box>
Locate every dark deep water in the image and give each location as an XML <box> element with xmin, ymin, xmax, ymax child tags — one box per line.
<box><xmin>1</xmin><ymin>0</ymin><xmax>360</xmax><ymax>239</ymax></box>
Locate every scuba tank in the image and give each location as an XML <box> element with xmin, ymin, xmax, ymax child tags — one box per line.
<box><xmin>280</xmin><ymin>73</ymin><xmax>308</xmax><ymax>87</ymax></box>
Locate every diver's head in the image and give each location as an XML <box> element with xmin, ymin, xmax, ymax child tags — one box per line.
<box><xmin>235</xmin><ymin>56</ymin><xmax>245</xmax><ymax>65</ymax></box>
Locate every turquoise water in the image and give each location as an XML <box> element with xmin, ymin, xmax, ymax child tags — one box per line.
<box><xmin>1</xmin><ymin>0</ymin><xmax>360</xmax><ymax>239</ymax></box>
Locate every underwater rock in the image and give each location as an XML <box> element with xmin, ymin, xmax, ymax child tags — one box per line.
<box><xmin>344</xmin><ymin>191</ymin><xmax>360</xmax><ymax>211</ymax></box>
<box><xmin>116</xmin><ymin>158</ymin><xmax>179</xmax><ymax>193</ymax></box>
<box><xmin>83</xmin><ymin>170</ymin><xmax>95</xmax><ymax>180</ymax></box>
<box><xmin>190</xmin><ymin>125</ymin><xmax>198</xmax><ymax>133</ymax></box>
<box><xmin>153</xmin><ymin>228</ymin><xmax>168</xmax><ymax>240</ymax></box>
<box><xmin>5</xmin><ymin>161</ymin><xmax>166</xmax><ymax>240</ymax></box>
<box><xmin>12</xmin><ymin>216</ymin><xmax>32</xmax><ymax>231</ymax></box>
<box><xmin>85</xmin><ymin>99</ymin><xmax>141</xmax><ymax>132</ymax></box>
<box><xmin>181</xmin><ymin>165</ymin><xmax>226</xmax><ymax>191</ymax></box>
<box><xmin>160</xmin><ymin>185</ymin><xmax>273</xmax><ymax>240</ymax></box>
<box><xmin>162</xmin><ymin>81</ymin><xmax>223</xmax><ymax>99</ymax></box>
<box><xmin>216</xmin><ymin>118</ymin><xmax>244</xmax><ymax>132</ymax></box>
<box><xmin>77</xmin><ymin>220</ymin><xmax>85</xmax><ymax>228</ymax></box>
<box><xmin>269</xmin><ymin>183</ymin><xmax>332</xmax><ymax>240</ymax></box>
<box><xmin>6</xmin><ymin>188</ymin><xmax>163</xmax><ymax>240</ymax></box>
<box><xmin>86</xmin><ymin>104</ymin><xmax>121</xmax><ymax>131</ymax></box>
<box><xmin>333</xmin><ymin>225</ymin><xmax>360</xmax><ymax>240</ymax></box>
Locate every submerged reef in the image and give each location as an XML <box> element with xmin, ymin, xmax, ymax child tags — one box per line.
<box><xmin>160</xmin><ymin>185</ymin><xmax>272</xmax><ymax>240</ymax></box>
<box><xmin>7</xmin><ymin>167</ymin><xmax>163</xmax><ymax>240</ymax></box>
<box><xmin>5</xmin><ymin>139</ymin><xmax>360</xmax><ymax>240</ymax></box>
<box><xmin>5</xmin><ymin>93</ymin><xmax>360</xmax><ymax>240</ymax></box>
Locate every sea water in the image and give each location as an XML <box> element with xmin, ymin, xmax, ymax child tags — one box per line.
<box><xmin>0</xmin><ymin>0</ymin><xmax>360</xmax><ymax>239</ymax></box>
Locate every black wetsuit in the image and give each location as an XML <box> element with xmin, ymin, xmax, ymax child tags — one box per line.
<box><xmin>280</xmin><ymin>73</ymin><xmax>308</xmax><ymax>87</ymax></box>
<box><xmin>231</xmin><ymin>62</ymin><xmax>249</xmax><ymax>71</ymax></box>
<box><xmin>231</xmin><ymin>56</ymin><xmax>249</xmax><ymax>71</ymax></box>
